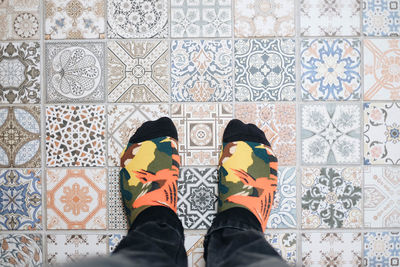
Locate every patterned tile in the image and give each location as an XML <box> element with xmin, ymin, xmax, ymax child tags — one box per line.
<box><xmin>302</xmin><ymin>232</ymin><xmax>362</xmax><ymax>266</ymax></box>
<box><xmin>46</xmin><ymin>105</ymin><xmax>106</xmax><ymax>167</ymax></box>
<box><xmin>235</xmin><ymin>103</ymin><xmax>296</xmax><ymax>166</ymax></box>
<box><xmin>108</xmin><ymin>168</ymin><xmax>128</xmax><ymax>230</ymax></box>
<box><xmin>0</xmin><ymin>42</ymin><xmax>40</xmax><ymax>104</ymax></box>
<box><xmin>364</xmin><ymin>167</ymin><xmax>400</xmax><ymax>227</ymax></box>
<box><xmin>264</xmin><ymin>233</ymin><xmax>297</xmax><ymax>265</ymax></box>
<box><xmin>107</xmin><ymin>0</ymin><xmax>169</xmax><ymax>38</ymax></box>
<box><xmin>107</xmin><ymin>104</ymin><xmax>169</xmax><ymax>166</ymax></box>
<box><xmin>0</xmin><ymin>0</ymin><xmax>39</xmax><ymax>40</ymax></box>
<box><xmin>0</xmin><ymin>169</ymin><xmax>41</xmax><ymax>230</ymax></box>
<box><xmin>301</xmin><ymin>104</ymin><xmax>361</xmax><ymax>164</ymax></box>
<box><xmin>171</xmin><ymin>103</ymin><xmax>233</xmax><ymax>165</ymax></box>
<box><xmin>109</xmin><ymin>233</ymin><xmax>126</xmax><ymax>253</ymax></box>
<box><xmin>363</xmin><ymin>0</ymin><xmax>400</xmax><ymax>36</ymax></box>
<box><xmin>47</xmin><ymin>234</ymin><xmax>107</xmax><ymax>264</ymax></box>
<box><xmin>0</xmin><ymin>106</ymin><xmax>41</xmax><ymax>168</ymax></box>
<box><xmin>45</xmin><ymin>42</ymin><xmax>105</xmax><ymax>103</ymax></box>
<box><xmin>234</xmin><ymin>0</ymin><xmax>295</xmax><ymax>37</ymax></box>
<box><xmin>300</xmin><ymin>0</ymin><xmax>361</xmax><ymax>36</ymax></box>
<box><xmin>364</xmin><ymin>232</ymin><xmax>400</xmax><ymax>266</ymax></box>
<box><xmin>107</xmin><ymin>40</ymin><xmax>169</xmax><ymax>103</ymax></box>
<box><xmin>302</xmin><ymin>167</ymin><xmax>362</xmax><ymax>229</ymax></box>
<box><xmin>45</xmin><ymin>0</ymin><xmax>105</xmax><ymax>39</ymax></box>
<box><xmin>364</xmin><ymin>39</ymin><xmax>400</xmax><ymax>100</ymax></box>
<box><xmin>234</xmin><ymin>39</ymin><xmax>296</xmax><ymax>101</ymax></box>
<box><xmin>364</xmin><ymin>102</ymin><xmax>400</xmax><ymax>164</ymax></box>
<box><xmin>171</xmin><ymin>0</ymin><xmax>231</xmax><ymax>37</ymax></box>
<box><xmin>301</xmin><ymin>39</ymin><xmax>361</xmax><ymax>101</ymax></box>
<box><xmin>185</xmin><ymin>234</ymin><xmax>206</xmax><ymax>267</ymax></box>
<box><xmin>0</xmin><ymin>234</ymin><xmax>42</xmax><ymax>266</ymax></box>
<box><xmin>171</xmin><ymin>40</ymin><xmax>233</xmax><ymax>102</ymax></box>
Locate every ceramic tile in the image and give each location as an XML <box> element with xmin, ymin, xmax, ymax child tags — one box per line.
<box><xmin>0</xmin><ymin>106</ymin><xmax>41</xmax><ymax>168</ymax></box>
<box><xmin>264</xmin><ymin>233</ymin><xmax>297</xmax><ymax>265</ymax></box>
<box><xmin>301</xmin><ymin>104</ymin><xmax>361</xmax><ymax>164</ymax></box>
<box><xmin>364</xmin><ymin>232</ymin><xmax>400</xmax><ymax>266</ymax></box>
<box><xmin>0</xmin><ymin>234</ymin><xmax>42</xmax><ymax>266</ymax></box>
<box><xmin>171</xmin><ymin>103</ymin><xmax>233</xmax><ymax>165</ymax></box>
<box><xmin>107</xmin><ymin>40</ymin><xmax>169</xmax><ymax>103</ymax></box>
<box><xmin>363</xmin><ymin>0</ymin><xmax>400</xmax><ymax>36</ymax></box>
<box><xmin>235</xmin><ymin>103</ymin><xmax>296</xmax><ymax>166</ymax></box>
<box><xmin>234</xmin><ymin>39</ymin><xmax>296</xmax><ymax>101</ymax></box>
<box><xmin>46</xmin><ymin>105</ymin><xmax>106</xmax><ymax>167</ymax></box>
<box><xmin>45</xmin><ymin>42</ymin><xmax>105</xmax><ymax>103</ymax></box>
<box><xmin>109</xmin><ymin>233</ymin><xmax>126</xmax><ymax>253</ymax></box>
<box><xmin>364</xmin><ymin>39</ymin><xmax>400</xmax><ymax>100</ymax></box>
<box><xmin>0</xmin><ymin>42</ymin><xmax>40</xmax><ymax>104</ymax></box>
<box><xmin>364</xmin><ymin>102</ymin><xmax>400</xmax><ymax>164</ymax></box>
<box><xmin>364</xmin><ymin>166</ymin><xmax>400</xmax><ymax>227</ymax></box>
<box><xmin>0</xmin><ymin>0</ymin><xmax>39</xmax><ymax>40</ymax></box>
<box><xmin>234</xmin><ymin>0</ymin><xmax>295</xmax><ymax>37</ymax></box>
<box><xmin>302</xmin><ymin>167</ymin><xmax>362</xmax><ymax>229</ymax></box>
<box><xmin>107</xmin><ymin>104</ymin><xmax>169</xmax><ymax>166</ymax></box>
<box><xmin>108</xmin><ymin>168</ymin><xmax>128</xmax><ymax>230</ymax></box>
<box><xmin>300</xmin><ymin>0</ymin><xmax>361</xmax><ymax>36</ymax></box>
<box><xmin>171</xmin><ymin>40</ymin><xmax>233</xmax><ymax>102</ymax></box>
<box><xmin>302</xmin><ymin>232</ymin><xmax>362</xmax><ymax>266</ymax></box>
<box><xmin>185</xmin><ymin>234</ymin><xmax>206</xmax><ymax>267</ymax></box>
<box><xmin>301</xmin><ymin>39</ymin><xmax>361</xmax><ymax>101</ymax></box>
<box><xmin>171</xmin><ymin>0</ymin><xmax>231</xmax><ymax>37</ymax></box>
<box><xmin>0</xmin><ymin>169</ymin><xmax>41</xmax><ymax>230</ymax></box>
<box><xmin>47</xmin><ymin>234</ymin><xmax>107</xmax><ymax>264</ymax></box>
<box><xmin>107</xmin><ymin>0</ymin><xmax>169</xmax><ymax>39</ymax></box>
<box><xmin>44</xmin><ymin>0</ymin><xmax>105</xmax><ymax>39</ymax></box>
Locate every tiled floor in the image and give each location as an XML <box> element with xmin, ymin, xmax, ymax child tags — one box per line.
<box><xmin>0</xmin><ymin>0</ymin><xmax>400</xmax><ymax>266</ymax></box>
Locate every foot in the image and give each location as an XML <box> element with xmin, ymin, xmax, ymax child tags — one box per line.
<box><xmin>218</xmin><ymin>119</ymin><xmax>278</xmax><ymax>231</ymax></box>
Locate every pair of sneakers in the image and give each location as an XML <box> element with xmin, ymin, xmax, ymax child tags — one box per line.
<box><xmin>119</xmin><ymin>117</ymin><xmax>278</xmax><ymax>231</ymax></box>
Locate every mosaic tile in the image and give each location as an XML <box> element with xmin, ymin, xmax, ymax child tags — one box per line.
<box><xmin>0</xmin><ymin>234</ymin><xmax>42</xmax><ymax>266</ymax></box>
<box><xmin>45</xmin><ymin>0</ymin><xmax>105</xmax><ymax>39</ymax></box>
<box><xmin>108</xmin><ymin>168</ymin><xmax>128</xmax><ymax>230</ymax></box>
<box><xmin>47</xmin><ymin>234</ymin><xmax>107</xmax><ymax>264</ymax></box>
<box><xmin>171</xmin><ymin>103</ymin><xmax>233</xmax><ymax>165</ymax></box>
<box><xmin>364</xmin><ymin>166</ymin><xmax>400</xmax><ymax>227</ymax></box>
<box><xmin>109</xmin><ymin>233</ymin><xmax>126</xmax><ymax>253</ymax></box>
<box><xmin>0</xmin><ymin>169</ymin><xmax>41</xmax><ymax>230</ymax></box>
<box><xmin>264</xmin><ymin>233</ymin><xmax>297</xmax><ymax>265</ymax></box>
<box><xmin>0</xmin><ymin>0</ymin><xmax>39</xmax><ymax>40</ymax></box>
<box><xmin>301</xmin><ymin>39</ymin><xmax>361</xmax><ymax>101</ymax></box>
<box><xmin>108</xmin><ymin>40</ymin><xmax>169</xmax><ymax>103</ymax></box>
<box><xmin>300</xmin><ymin>0</ymin><xmax>361</xmax><ymax>36</ymax></box>
<box><xmin>185</xmin><ymin>234</ymin><xmax>206</xmax><ymax>267</ymax></box>
<box><xmin>107</xmin><ymin>0</ymin><xmax>168</xmax><ymax>39</ymax></box>
<box><xmin>364</xmin><ymin>102</ymin><xmax>400</xmax><ymax>165</ymax></box>
<box><xmin>302</xmin><ymin>232</ymin><xmax>362</xmax><ymax>266</ymax></box>
<box><xmin>107</xmin><ymin>104</ymin><xmax>169</xmax><ymax>166</ymax></box>
<box><xmin>301</xmin><ymin>104</ymin><xmax>361</xmax><ymax>164</ymax></box>
<box><xmin>235</xmin><ymin>103</ymin><xmax>296</xmax><ymax>166</ymax></box>
<box><xmin>0</xmin><ymin>106</ymin><xmax>41</xmax><ymax>168</ymax></box>
<box><xmin>45</xmin><ymin>42</ymin><xmax>105</xmax><ymax>103</ymax></box>
<box><xmin>364</xmin><ymin>232</ymin><xmax>400</xmax><ymax>266</ymax></box>
<box><xmin>363</xmin><ymin>0</ymin><xmax>400</xmax><ymax>36</ymax></box>
<box><xmin>0</xmin><ymin>42</ymin><xmax>40</xmax><ymax>104</ymax></box>
<box><xmin>234</xmin><ymin>39</ymin><xmax>296</xmax><ymax>101</ymax></box>
<box><xmin>302</xmin><ymin>167</ymin><xmax>362</xmax><ymax>229</ymax></box>
<box><xmin>364</xmin><ymin>39</ymin><xmax>400</xmax><ymax>100</ymax></box>
<box><xmin>46</xmin><ymin>105</ymin><xmax>106</xmax><ymax>167</ymax></box>
<box><xmin>171</xmin><ymin>0</ymin><xmax>232</xmax><ymax>37</ymax></box>
<box><xmin>171</xmin><ymin>40</ymin><xmax>233</xmax><ymax>102</ymax></box>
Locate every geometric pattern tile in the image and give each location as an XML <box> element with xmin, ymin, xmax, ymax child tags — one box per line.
<box><xmin>235</xmin><ymin>103</ymin><xmax>296</xmax><ymax>166</ymax></box>
<box><xmin>108</xmin><ymin>168</ymin><xmax>128</xmax><ymax>230</ymax></box>
<box><xmin>109</xmin><ymin>233</ymin><xmax>126</xmax><ymax>253</ymax></box>
<box><xmin>363</xmin><ymin>0</ymin><xmax>400</xmax><ymax>36</ymax></box>
<box><xmin>46</xmin><ymin>168</ymin><xmax>106</xmax><ymax>230</ymax></box>
<box><xmin>0</xmin><ymin>42</ymin><xmax>40</xmax><ymax>104</ymax></box>
<box><xmin>235</xmin><ymin>39</ymin><xmax>296</xmax><ymax>101</ymax></box>
<box><xmin>0</xmin><ymin>234</ymin><xmax>42</xmax><ymax>266</ymax></box>
<box><xmin>265</xmin><ymin>232</ymin><xmax>297</xmax><ymax>266</ymax></box>
<box><xmin>364</xmin><ymin>166</ymin><xmax>400</xmax><ymax>228</ymax></box>
<box><xmin>301</xmin><ymin>39</ymin><xmax>361</xmax><ymax>101</ymax></box>
<box><xmin>107</xmin><ymin>104</ymin><xmax>169</xmax><ymax>166</ymax></box>
<box><xmin>0</xmin><ymin>169</ymin><xmax>41</xmax><ymax>230</ymax></box>
<box><xmin>185</xmin><ymin>234</ymin><xmax>205</xmax><ymax>267</ymax></box>
<box><xmin>107</xmin><ymin>40</ymin><xmax>169</xmax><ymax>102</ymax></box>
<box><xmin>45</xmin><ymin>105</ymin><xmax>106</xmax><ymax>167</ymax></box>
<box><xmin>364</xmin><ymin>232</ymin><xmax>400</xmax><ymax>267</ymax></box>
<box><xmin>0</xmin><ymin>106</ymin><xmax>41</xmax><ymax>168</ymax></box>
<box><xmin>364</xmin><ymin>102</ymin><xmax>400</xmax><ymax>165</ymax></box>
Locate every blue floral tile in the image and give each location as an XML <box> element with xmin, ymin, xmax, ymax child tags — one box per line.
<box><xmin>234</xmin><ymin>39</ymin><xmax>296</xmax><ymax>101</ymax></box>
<box><xmin>0</xmin><ymin>234</ymin><xmax>42</xmax><ymax>266</ymax></box>
<box><xmin>363</xmin><ymin>0</ymin><xmax>400</xmax><ymax>36</ymax></box>
<box><xmin>265</xmin><ymin>232</ymin><xmax>297</xmax><ymax>266</ymax></box>
<box><xmin>109</xmin><ymin>233</ymin><xmax>126</xmax><ymax>253</ymax></box>
<box><xmin>364</xmin><ymin>232</ymin><xmax>400</xmax><ymax>266</ymax></box>
<box><xmin>301</xmin><ymin>39</ymin><xmax>361</xmax><ymax>100</ymax></box>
